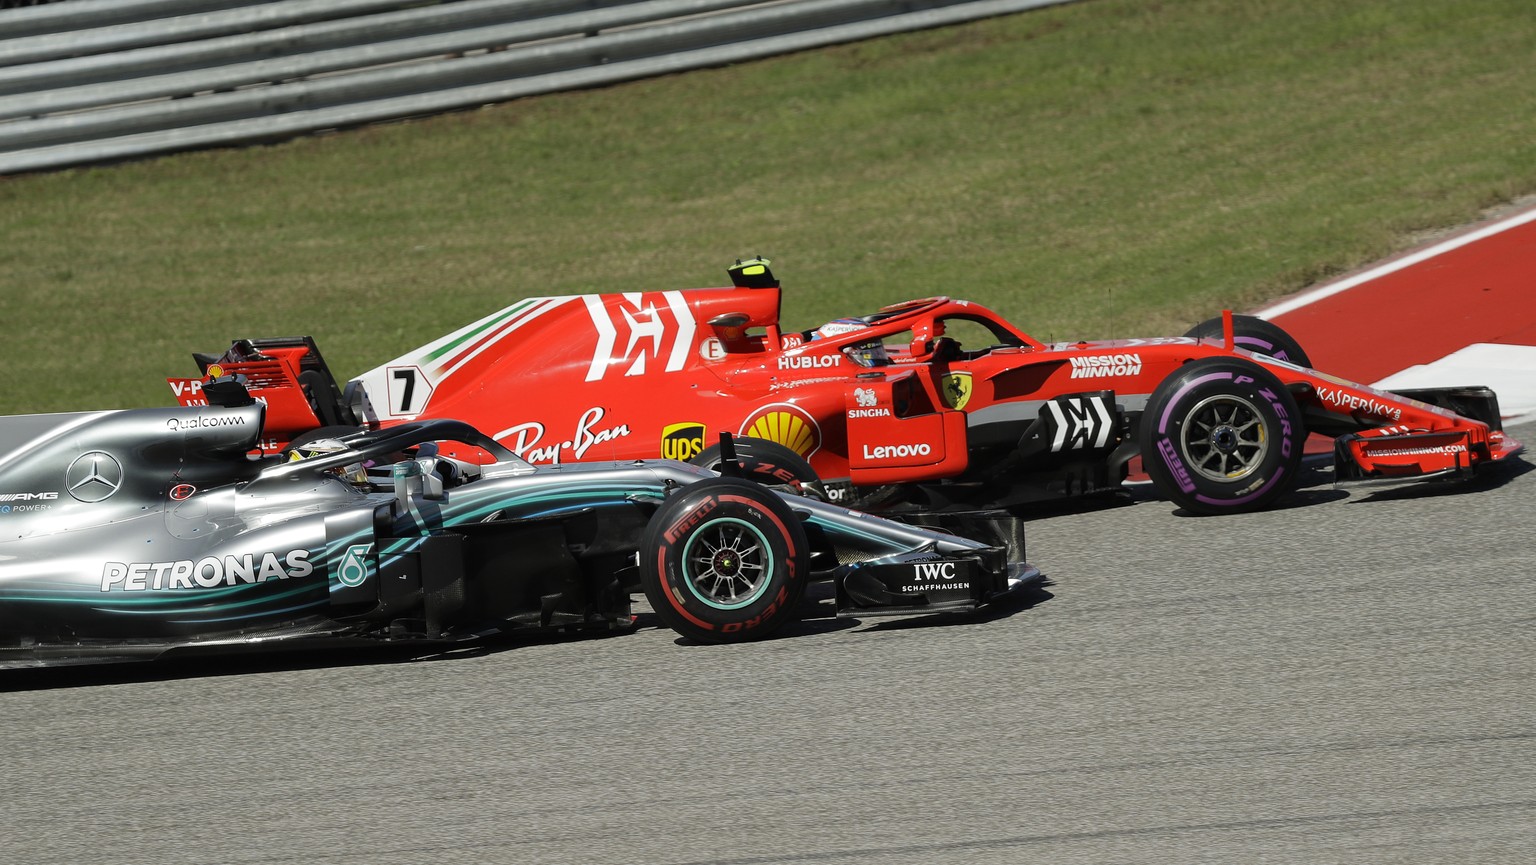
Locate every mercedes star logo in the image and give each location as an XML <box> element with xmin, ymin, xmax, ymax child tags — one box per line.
<box><xmin>66</xmin><ymin>451</ymin><xmax>124</xmax><ymax>503</ymax></box>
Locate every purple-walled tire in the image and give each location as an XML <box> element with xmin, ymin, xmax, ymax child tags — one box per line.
<box><xmin>1138</xmin><ymin>357</ymin><xmax>1306</xmax><ymax>515</ymax></box>
<box><xmin>1184</xmin><ymin>315</ymin><xmax>1312</xmax><ymax>368</ymax></box>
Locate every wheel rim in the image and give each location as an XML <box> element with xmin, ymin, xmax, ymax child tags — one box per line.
<box><xmin>681</xmin><ymin>517</ymin><xmax>774</xmax><ymax>610</ymax></box>
<box><xmin>1178</xmin><ymin>394</ymin><xmax>1269</xmax><ymax>482</ymax></box>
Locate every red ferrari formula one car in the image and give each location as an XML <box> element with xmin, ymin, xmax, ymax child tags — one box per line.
<box><xmin>169</xmin><ymin>259</ymin><xmax>1523</xmax><ymax>517</ymax></box>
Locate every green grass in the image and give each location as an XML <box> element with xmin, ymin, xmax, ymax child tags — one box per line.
<box><xmin>3</xmin><ymin>0</ymin><xmax>1535</xmax><ymax>413</ymax></box>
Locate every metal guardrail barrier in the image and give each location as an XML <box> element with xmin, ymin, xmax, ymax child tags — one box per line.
<box><xmin>2</xmin><ymin>3</ymin><xmax>249</xmax><ymax>38</ymax></box>
<box><xmin>0</xmin><ymin>0</ymin><xmax>1077</xmax><ymax>175</ymax></box>
<box><xmin>0</xmin><ymin>0</ymin><xmax>748</xmax><ymax>108</ymax></box>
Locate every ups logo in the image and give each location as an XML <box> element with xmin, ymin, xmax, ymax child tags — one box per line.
<box><xmin>661</xmin><ymin>422</ymin><xmax>706</xmax><ymax>461</ymax></box>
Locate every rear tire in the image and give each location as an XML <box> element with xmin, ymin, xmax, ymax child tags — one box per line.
<box><xmin>640</xmin><ymin>477</ymin><xmax>810</xmax><ymax>643</ymax></box>
<box><xmin>1184</xmin><ymin>315</ymin><xmax>1312</xmax><ymax>368</ymax></box>
<box><xmin>1138</xmin><ymin>357</ymin><xmax>1306</xmax><ymax>515</ymax></box>
<box><xmin>693</xmin><ymin>437</ymin><xmax>825</xmax><ymax>499</ymax></box>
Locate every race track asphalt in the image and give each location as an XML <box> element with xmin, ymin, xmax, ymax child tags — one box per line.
<box><xmin>2</xmin><ymin>420</ymin><xmax>1532</xmax><ymax>865</ymax></box>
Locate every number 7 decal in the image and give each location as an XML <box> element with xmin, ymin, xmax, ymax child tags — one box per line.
<box><xmin>385</xmin><ymin>365</ymin><xmax>434</xmax><ymax>417</ymax></box>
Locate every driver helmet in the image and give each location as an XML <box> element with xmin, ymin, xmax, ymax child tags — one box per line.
<box><xmin>287</xmin><ymin>438</ymin><xmax>369</xmax><ymax>485</ymax></box>
<box><xmin>845</xmin><ymin>339</ymin><xmax>890</xmax><ymax>368</ymax></box>
<box><xmin>811</xmin><ymin>318</ymin><xmax>866</xmax><ymax>340</ymax></box>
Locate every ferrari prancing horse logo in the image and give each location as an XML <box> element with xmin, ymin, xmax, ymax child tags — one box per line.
<box><xmin>941</xmin><ymin>372</ymin><xmax>973</xmax><ymax>410</ymax></box>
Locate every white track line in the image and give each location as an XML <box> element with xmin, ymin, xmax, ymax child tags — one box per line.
<box><xmin>1255</xmin><ymin>205</ymin><xmax>1536</xmax><ymax>320</ymax></box>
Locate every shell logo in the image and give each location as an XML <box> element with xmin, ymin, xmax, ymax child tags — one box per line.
<box><xmin>739</xmin><ymin>404</ymin><xmax>820</xmax><ymax>458</ymax></box>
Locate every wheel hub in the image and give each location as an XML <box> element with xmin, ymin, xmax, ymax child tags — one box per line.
<box><xmin>682</xmin><ymin>517</ymin><xmax>772</xmax><ymax>610</ymax></box>
<box><xmin>1209</xmin><ymin>425</ymin><xmax>1240</xmax><ymax>453</ymax></box>
<box><xmin>712</xmin><ymin>549</ymin><xmax>741</xmax><ymax>577</ymax></box>
<box><xmin>1180</xmin><ymin>394</ymin><xmax>1269</xmax><ymax>482</ymax></box>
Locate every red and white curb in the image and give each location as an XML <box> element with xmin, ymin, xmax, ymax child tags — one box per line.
<box><xmin>1256</xmin><ymin>204</ymin><xmax>1536</xmax><ymax>426</ymax></box>
<box><xmin>1373</xmin><ymin>343</ymin><xmax>1536</xmax><ymax>425</ymax></box>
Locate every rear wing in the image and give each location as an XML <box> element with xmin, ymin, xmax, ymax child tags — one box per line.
<box><xmin>168</xmin><ymin>336</ymin><xmax>351</xmax><ymax>452</ymax></box>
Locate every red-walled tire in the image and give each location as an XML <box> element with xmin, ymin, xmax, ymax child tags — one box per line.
<box><xmin>640</xmin><ymin>477</ymin><xmax>809</xmax><ymax>643</ymax></box>
<box><xmin>1184</xmin><ymin>314</ymin><xmax>1312</xmax><ymax>369</ymax></box>
<box><xmin>692</xmin><ymin>437</ymin><xmax>826</xmax><ymax>500</ymax></box>
<box><xmin>1139</xmin><ymin>357</ymin><xmax>1306</xmax><ymax>515</ymax></box>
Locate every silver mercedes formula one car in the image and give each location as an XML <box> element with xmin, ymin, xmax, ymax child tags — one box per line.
<box><xmin>0</xmin><ymin>380</ymin><xmax>1041</xmax><ymax>668</ymax></box>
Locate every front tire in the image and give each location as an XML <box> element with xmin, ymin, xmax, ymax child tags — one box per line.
<box><xmin>1139</xmin><ymin>357</ymin><xmax>1306</xmax><ymax>515</ymax></box>
<box><xmin>640</xmin><ymin>477</ymin><xmax>810</xmax><ymax>643</ymax></box>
